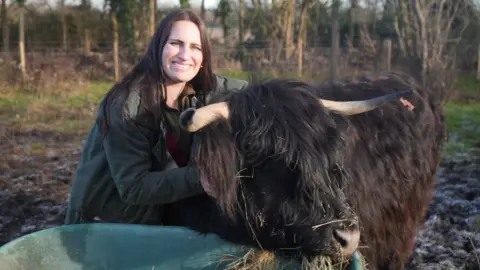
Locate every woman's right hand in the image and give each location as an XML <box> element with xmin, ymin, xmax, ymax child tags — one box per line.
<box><xmin>199</xmin><ymin>175</ymin><xmax>217</xmax><ymax>198</ymax></box>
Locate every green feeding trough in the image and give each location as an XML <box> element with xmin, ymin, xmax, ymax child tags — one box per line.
<box><xmin>0</xmin><ymin>223</ymin><xmax>364</xmax><ymax>270</ymax></box>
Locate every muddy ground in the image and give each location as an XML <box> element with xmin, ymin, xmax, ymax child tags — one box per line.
<box><xmin>0</xmin><ymin>129</ymin><xmax>479</xmax><ymax>269</ymax></box>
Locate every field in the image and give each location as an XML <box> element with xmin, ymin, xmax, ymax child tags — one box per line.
<box><xmin>1</xmin><ymin>72</ymin><xmax>479</xmax><ymax>269</ymax></box>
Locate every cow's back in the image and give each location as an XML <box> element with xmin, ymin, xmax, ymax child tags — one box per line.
<box><xmin>313</xmin><ymin>72</ymin><xmax>446</xmax><ymax>269</ymax></box>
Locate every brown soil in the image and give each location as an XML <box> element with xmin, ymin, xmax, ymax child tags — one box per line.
<box><xmin>0</xmin><ymin>128</ymin><xmax>83</xmax><ymax>245</ymax></box>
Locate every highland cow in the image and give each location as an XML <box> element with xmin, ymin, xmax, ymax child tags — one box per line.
<box><xmin>162</xmin><ymin>72</ymin><xmax>446</xmax><ymax>270</ymax></box>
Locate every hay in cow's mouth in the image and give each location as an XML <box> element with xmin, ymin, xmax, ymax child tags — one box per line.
<box><xmin>219</xmin><ymin>249</ymin><xmax>365</xmax><ymax>270</ymax></box>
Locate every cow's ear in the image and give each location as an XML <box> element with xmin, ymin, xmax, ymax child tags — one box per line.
<box><xmin>179</xmin><ymin>108</ymin><xmax>197</xmax><ymax>132</ymax></box>
<box><xmin>179</xmin><ymin>102</ymin><xmax>230</xmax><ymax>132</ymax></box>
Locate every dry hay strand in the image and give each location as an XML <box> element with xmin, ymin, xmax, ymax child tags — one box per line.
<box><xmin>220</xmin><ymin>248</ymin><xmax>364</xmax><ymax>270</ymax></box>
<box><xmin>221</xmin><ymin>249</ymin><xmax>277</xmax><ymax>270</ymax></box>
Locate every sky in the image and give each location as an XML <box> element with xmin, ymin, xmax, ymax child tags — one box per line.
<box><xmin>38</xmin><ymin>0</ymin><xmax>361</xmax><ymax>11</ymax></box>
<box><xmin>32</xmin><ymin>0</ymin><xmax>480</xmax><ymax>12</ymax></box>
<box><xmin>60</xmin><ymin>0</ymin><xmax>221</xmax><ymax>9</ymax></box>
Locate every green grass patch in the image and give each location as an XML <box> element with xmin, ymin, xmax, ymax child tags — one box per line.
<box><xmin>1</xmin><ymin>74</ymin><xmax>479</xmax><ymax>157</ymax></box>
<box><xmin>66</xmin><ymin>81</ymin><xmax>113</xmax><ymax>108</ymax></box>
<box><xmin>455</xmin><ymin>74</ymin><xmax>480</xmax><ymax>100</ymax></box>
<box><xmin>443</xmin><ymin>102</ymin><xmax>480</xmax><ymax>155</ymax></box>
<box><xmin>0</xmin><ymin>81</ymin><xmax>113</xmax><ymax>134</ymax></box>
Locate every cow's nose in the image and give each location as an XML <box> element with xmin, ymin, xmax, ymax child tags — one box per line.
<box><xmin>333</xmin><ymin>229</ymin><xmax>360</xmax><ymax>257</ymax></box>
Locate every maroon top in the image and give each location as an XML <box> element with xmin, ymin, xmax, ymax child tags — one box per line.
<box><xmin>165</xmin><ymin>128</ymin><xmax>189</xmax><ymax>167</ymax></box>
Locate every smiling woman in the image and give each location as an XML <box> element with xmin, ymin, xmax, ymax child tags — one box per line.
<box><xmin>63</xmin><ymin>9</ymin><xmax>249</xmax><ymax>226</ymax></box>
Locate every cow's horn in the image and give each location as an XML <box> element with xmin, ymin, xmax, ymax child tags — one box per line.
<box><xmin>318</xmin><ymin>90</ymin><xmax>413</xmax><ymax>116</ymax></box>
<box><xmin>179</xmin><ymin>102</ymin><xmax>229</xmax><ymax>132</ymax></box>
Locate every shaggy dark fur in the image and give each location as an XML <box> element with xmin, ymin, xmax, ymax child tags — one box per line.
<box><xmin>162</xmin><ymin>71</ymin><xmax>446</xmax><ymax>270</ymax></box>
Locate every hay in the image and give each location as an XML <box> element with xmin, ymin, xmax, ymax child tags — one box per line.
<box><xmin>221</xmin><ymin>249</ymin><xmax>278</xmax><ymax>270</ymax></box>
<box><xmin>219</xmin><ymin>248</ymin><xmax>365</xmax><ymax>270</ymax></box>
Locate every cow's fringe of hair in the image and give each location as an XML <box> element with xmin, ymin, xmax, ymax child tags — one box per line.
<box><xmin>193</xmin><ymin>79</ymin><xmax>350</xmax><ymax>221</ymax></box>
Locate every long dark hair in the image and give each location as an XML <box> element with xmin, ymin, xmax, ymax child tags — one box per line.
<box><xmin>100</xmin><ymin>9</ymin><xmax>216</xmax><ymax>136</ymax></box>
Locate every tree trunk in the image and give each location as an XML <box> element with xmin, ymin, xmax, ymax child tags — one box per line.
<box><xmin>412</xmin><ymin>0</ymin><xmax>428</xmax><ymax>84</ymax></box>
<box><xmin>297</xmin><ymin>0</ymin><xmax>313</xmax><ymax>76</ymax></box>
<box><xmin>201</xmin><ymin>0</ymin><xmax>206</xmax><ymax>20</ymax></box>
<box><xmin>237</xmin><ymin>0</ymin><xmax>244</xmax><ymax>61</ymax></box>
<box><xmin>330</xmin><ymin>0</ymin><xmax>340</xmax><ymax>82</ymax></box>
<box><xmin>284</xmin><ymin>0</ymin><xmax>295</xmax><ymax>60</ymax></box>
<box><xmin>112</xmin><ymin>13</ymin><xmax>120</xmax><ymax>81</ymax></box>
<box><xmin>349</xmin><ymin>0</ymin><xmax>358</xmax><ymax>47</ymax></box>
<box><xmin>1</xmin><ymin>0</ymin><xmax>8</xmax><ymax>53</ymax></box>
<box><xmin>84</xmin><ymin>29</ymin><xmax>91</xmax><ymax>55</ymax></box>
<box><xmin>80</xmin><ymin>0</ymin><xmax>90</xmax><ymax>55</ymax></box>
<box><xmin>19</xmin><ymin>2</ymin><xmax>26</xmax><ymax>78</ymax></box>
<box><xmin>477</xmin><ymin>44</ymin><xmax>480</xmax><ymax>80</ymax></box>
<box><xmin>149</xmin><ymin>0</ymin><xmax>155</xmax><ymax>36</ymax></box>
<box><xmin>60</xmin><ymin>0</ymin><xmax>68</xmax><ymax>51</ymax></box>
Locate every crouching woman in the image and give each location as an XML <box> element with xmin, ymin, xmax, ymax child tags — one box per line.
<box><xmin>64</xmin><ymin>9</ymin><xmax>248</xmax><ymax>225</ymax></box>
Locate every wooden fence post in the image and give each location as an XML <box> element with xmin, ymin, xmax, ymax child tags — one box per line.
<box><xmin>385</xmin><ymin>39</ymin><xmax>392</xmax><ymax>71</ymax></box>
<box><xmin>477</xmin><ymin>43</ymin><xmax>480</xmax><ymax>80</ymax></box>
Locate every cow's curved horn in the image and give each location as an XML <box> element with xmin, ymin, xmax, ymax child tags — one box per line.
<box><xmin>179</xmin><ymin>102</ymin><xmax>229</xmax><ymax>132</ymax></box>
<box><xmin>318</xmin><ymin>90</ymin><xmax>413</xmax><ymax>116</ymax></box>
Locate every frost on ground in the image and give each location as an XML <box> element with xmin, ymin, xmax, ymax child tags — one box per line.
<box><xmin>406</xmin><ymin>153</ymin><xmax>480</xmax><ymax>270</ymax></box>
<box><xmin>1</xmin><ymin>130</ymin><xmax>479</xmax><ymax>270</ymax></box>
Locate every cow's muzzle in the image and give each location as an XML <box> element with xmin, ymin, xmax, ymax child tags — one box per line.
<box><xmin>333</xmin><ymin>228</ymin><xmax>361</xmax><ymax>257</ymax></box>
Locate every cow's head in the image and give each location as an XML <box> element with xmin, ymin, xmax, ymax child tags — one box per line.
<box><xmin>179</xmin><ymin>79</ymin><xmax>412</xmax><ymax>262</ymax></box>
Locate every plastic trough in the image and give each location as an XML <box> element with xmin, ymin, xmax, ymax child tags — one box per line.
<box><xmin>0</xmin><ymin>223</ymin><xmax>364</xmax><ymax>270</ymax></box>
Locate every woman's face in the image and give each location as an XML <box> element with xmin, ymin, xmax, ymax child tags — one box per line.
<box><xmin>161</xmin><ymin>20</ymin><xmax>203</xmax><ymax>84</ymax></box>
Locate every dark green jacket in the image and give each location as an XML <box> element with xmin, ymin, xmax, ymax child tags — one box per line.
<box><xmin>64</xmin><ymin>75</ymin><xmax>248</xmax><ymax>225</ymax></box>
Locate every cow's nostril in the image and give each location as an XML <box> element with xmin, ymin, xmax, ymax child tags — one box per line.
<box><xmin>333</xmin><ymin>229</ymin><xmax>348</xmax><ymax>247</ymax></box>
<box><xmin>333</xmin><ymin>229</ymin><xmax>360</xmax><ymax>257</ymax></box>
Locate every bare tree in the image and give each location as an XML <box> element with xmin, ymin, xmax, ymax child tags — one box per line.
<box><xmin>390</xmin><ymin>0</ymin><xmax>471</xmax><ymax>100</ymax></box>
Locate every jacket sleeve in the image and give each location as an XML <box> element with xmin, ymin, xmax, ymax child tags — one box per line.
<box><xmin>215</xmin><ymin>75</ymin><xmax>249</xmax><ymax>93</ymax></box>
<box><xmin>101</xmin><ymin>100</ymin><xmax>204</xmax><ymax>206</ymax></box>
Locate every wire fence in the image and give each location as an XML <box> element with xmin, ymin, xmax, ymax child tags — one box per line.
<box><xmin>1</xmin><ymin>41</ymin><xmax>478</xmax><ymax>87</ymax></box>
<box><xmin>0</xmin><ymin>45</ymin><xmax>388</xmax><ymax>83</ymax></box>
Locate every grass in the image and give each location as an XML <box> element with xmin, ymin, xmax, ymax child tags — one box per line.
<box><xmin>455</xmin><ymin>74</ymin><xmax>480</xmax><ymax>101</ymax></box>
<box><xmin>0</xmin><ymin>81</ymin><xmax>112</xmax><ymax>135</ymax></box>
<box><xmin>444</xmin><ymin>102</ymin><xmax>480</xmax><ymax>155</ymax></box>
<box><xmin>1</xmin><ymin>73</ymin><xmax>479</xmax><ymax>157</ymax></box>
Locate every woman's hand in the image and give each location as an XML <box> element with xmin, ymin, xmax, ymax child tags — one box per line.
<box><xmin>200</xmin><ymin>176</ymin><xmax>217</xmax><ymax>198</ymax></box>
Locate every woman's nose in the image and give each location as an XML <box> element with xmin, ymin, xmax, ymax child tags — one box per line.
<box><xmin>177</xmin><ymin>46</ymin><xmax>191</xmax><ymax>60</ymax></box>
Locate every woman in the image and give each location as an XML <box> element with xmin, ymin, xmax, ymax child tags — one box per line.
<box><xmin>64</xmin><ymin>9</ymin><xmax>248</xmax><ymax>225</ymax></box>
